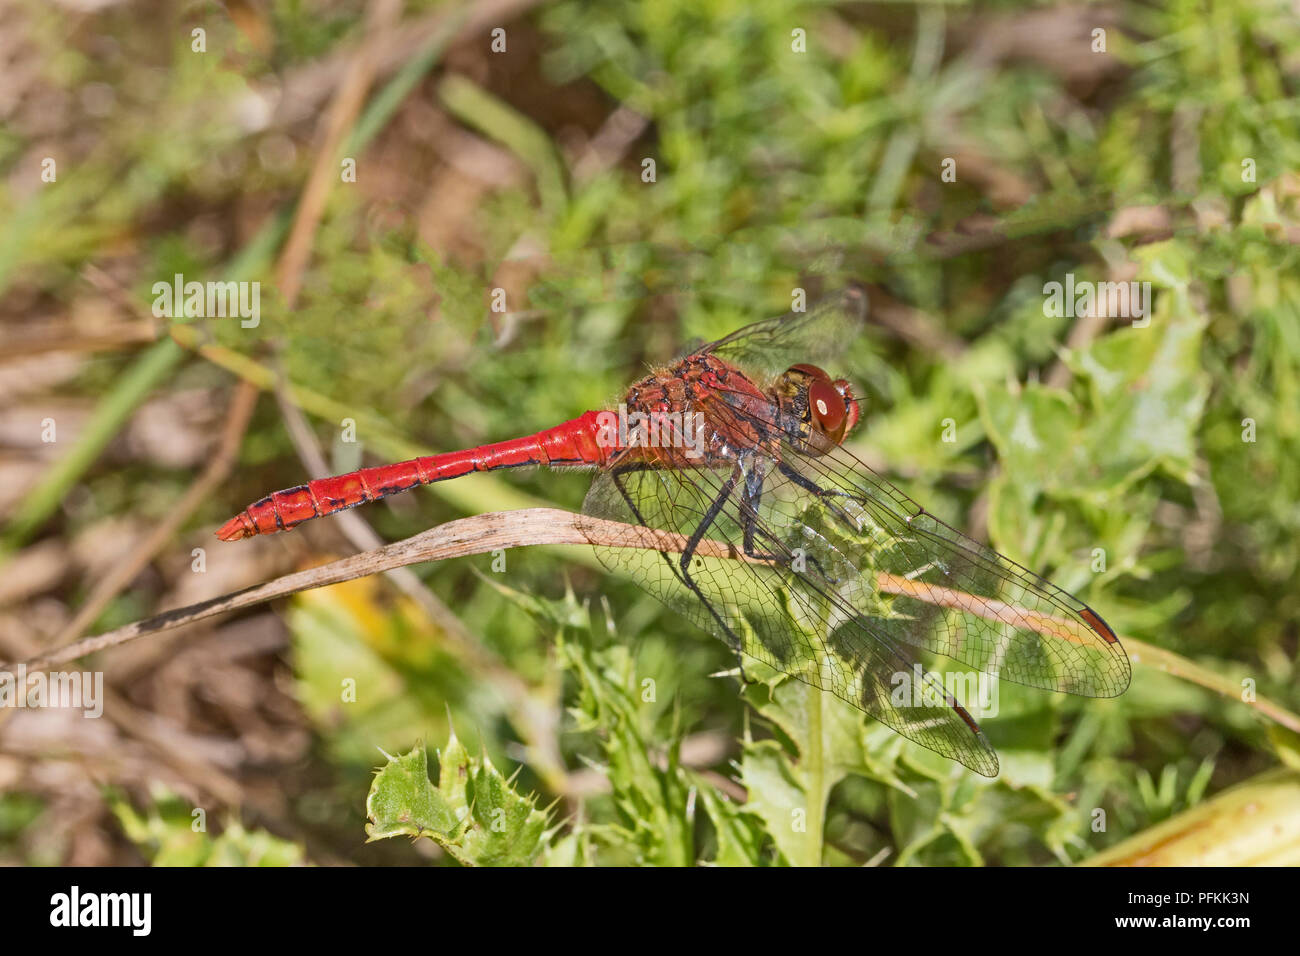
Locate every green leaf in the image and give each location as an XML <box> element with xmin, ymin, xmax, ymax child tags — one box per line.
<box><xmin>364</xmin><ymin>743</ymin><xmax>461</xmax><ymax>842</ymax></box>
<box><xmin>365</xmin><ymin>736</ymin><xmax>550</xmax><ymax>867</ymax></box>
<box><xmin>982</xmin><ymin>276</ymin><xmax>1209</xmax><ymax>504</ymax></box>
<box><xmin>695</xmin><ymin>785</ymin><xmax>766</xmax><ymax>866</ymax></box>
<box><xmin>739</xmin><ymin>740</ymin><xmax>808</xmax><ymax>866</ymax></box>
<box><xmin>739</xmin><ymin>669</ymin><xmax>915</xmax><ymax>867</ymax></box>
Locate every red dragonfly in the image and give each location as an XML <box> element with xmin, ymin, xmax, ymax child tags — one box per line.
<box><xmin>218</xmin><ymin>287</ymin><xmax>1130</xmax><ymax>776</ymax></box>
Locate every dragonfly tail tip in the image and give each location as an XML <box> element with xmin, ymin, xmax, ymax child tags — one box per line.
<box><xmin>216</xmin><ymin>514</ymin><xmax>254</xmax><ymax>542</ymax></box>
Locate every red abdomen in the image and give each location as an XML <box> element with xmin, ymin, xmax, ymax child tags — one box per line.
<box><xmin>217</xmin><ymin>411</ymin><xmax>610</xmax><ymax>540</ymax></box>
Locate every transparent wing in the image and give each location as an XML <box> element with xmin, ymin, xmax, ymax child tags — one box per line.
<box><xmin>580</xmin><ymin>430</ymin><xmax>1001</xmax><ymax>777</ymax></box>
<box><xmin>706</xmin><ymin>394</ymin><xmax>1133</xmax><ymax>699</ymax></box>
<box><xmin>784</xmin><ymin>440</ymin><xmax>1132</xmax><ymax>699</ymax></box>
<box><xmin>699</xmin><ymin>285</ymin><xmax>870</xmax><ymax>381</ymax></box>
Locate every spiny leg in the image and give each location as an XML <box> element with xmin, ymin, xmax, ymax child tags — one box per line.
<box><xmin>664</xmin><ymin>464</ymin><xmax>763</xmax><ymax>684</ymax></box>
<box><xmin>610</xmin><ymin>461</ymin><xmax>657</xmax><ymax>530</ymax></box>
<box><xmin>741</xmin><ymin>460</ymin><xmax>837</xmax><ymax>582</ymax></box>
<box><xmin>776</xmin><ymin>459</ymin><xmax>863</xmax><ymax>534</ymax></box>
<box><xmin>731</xmin><ymin>458</ymin><xmax>837</xmax><ymax>678</ymax></box>
<box><xmin>739</xmin><ymin>462</ymin><xmax>803</xmax><ymax>562</ymax></box>
<box><xmin>675</xmin><ymin>465</ymin><xmax>741</xmax><ymax>585</ymax></box>
<box><xmin>609</xmin><ymin>461</ymin><xmax>744</xmax><ymax>658</ymax></box>
<box><xmin>739</xmin><ymin>462</ymin><xmax>781</xmax><ymax>561</ymax></box>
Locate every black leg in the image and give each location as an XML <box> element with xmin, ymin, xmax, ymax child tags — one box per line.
<box><xmin>608</xmin><ymin>461</ymin><xmax>746</xmax><ymax>655</ymax></box>
<box><xmin>677</xmin><ymin>466</ymin><xmax>741</xmax><ymax>577</ymax></box>
<box><xmin>776</xmin><ymin>460</ymin><xmax>863</xmax><ymax>533</ymax></box>
<box><xmin>610</xmin><ymin>461</ymin><xmax>656</xmax><ymax>528</ymax></box>
<box><xmin>741</xmin><ymin>461</ymin><xmax>837</xmax><ymax>582</ymax></box>
<box><xmin>677</xmin><ymin>466</ymin><xmax>759</xmax><ymax>666</ymax></box>
<box><xmin>737</xmin><ymin>461</ymin><xmax>790</xmax><ymax>562</ymax></box>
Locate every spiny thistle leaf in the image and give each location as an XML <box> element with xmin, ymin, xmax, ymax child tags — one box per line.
<box><xmin>365</xmin><ymin>734</ymin><xmax>550</xmax><ymax>867</ymax></box>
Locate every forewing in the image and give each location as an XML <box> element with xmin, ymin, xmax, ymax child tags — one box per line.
<box><xmin>579</xmin><ymin>439</ymin><xmax>1000</xmax><ymax>777</ymax></box>
<box><xmin>700</xmin><ymin>285</ymin><xmax>870</xmax><ymax>381</ymax></box>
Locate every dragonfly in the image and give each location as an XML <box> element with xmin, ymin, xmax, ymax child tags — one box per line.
<box><xmin>217</xmin><ymin>287</ymin><xmax>1130</xmax><ymax>776</ymax></box>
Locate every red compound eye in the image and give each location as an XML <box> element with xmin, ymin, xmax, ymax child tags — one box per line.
<box><xmin>808</xmin><ymin>377</ymin><xmax>847</xmax><ymax>437</ymax></box>
<box><xmin>783</xmin><ymin>364</ymin><xmax>859</xmax><ymax>444</ymax></box>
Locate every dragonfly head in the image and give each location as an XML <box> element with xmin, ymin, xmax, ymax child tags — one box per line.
<box><xmin>778</xmin><ymin>364</ymin><xmax>861</xmax><ymax>447</ymax></box>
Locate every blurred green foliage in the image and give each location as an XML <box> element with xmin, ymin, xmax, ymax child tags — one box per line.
<box><xmin>111</xmin><ymin>789</ymin><xmax>304</xmax><ymax>866</ymax></box>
